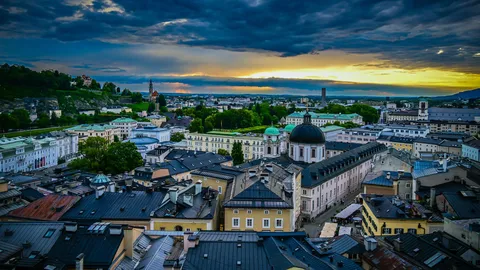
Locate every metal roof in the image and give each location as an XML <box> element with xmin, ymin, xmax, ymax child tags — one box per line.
<box><xmin>9</xmin><ymin>194</ymin><xmax>80</xmax><ymax>221</ymax></box>
<box><xmin>442</xmin><ymin>192</ymin><xmax>480</xmax><ymax>219</ymax></box>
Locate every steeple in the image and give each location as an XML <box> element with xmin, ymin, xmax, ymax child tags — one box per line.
<box><xmin>304</xmin><ymin>111</ymin><xmax>312</xmax><ymax>124</ymax></box>
<box><xmin>149</xmin><ymin>79</ymin><xmax>153</xmax><ymax>95</ymax></box>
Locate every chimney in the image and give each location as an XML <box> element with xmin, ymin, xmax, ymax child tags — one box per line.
<box><xmin>65</xmin><ymin>222</ymin><xmax>78</xmax><ymax>233</ymax></box>
<box><xmin>195</xmin><ymin>181</ymin><xmax>203</xmax><ymax>195</ymax></box>
<box><xmin>109</xmin><ymin>224</ymin><xmax>123</xmax><ymax>235</ymax></box>
<box><xmin>430</xmin><ymin>188</ymin><xmax>436</xmax><ymax>208</ymax></box>
<box><xmin>76</xmin><ymin>253</ymin><xmax>84</xmax><ymax>270</ymax></box>
<box><xmin>184</xmin><ymin>231</ymin><xmax>198</xmax><ymax>251</ymax></box>
<box><xmin>248</xmin><ymin>170</ymin><xmax>256</xmax><ymax>178</ymax></box>
<box><xmin>393</xmin><ymin>238</ymin><xmax>403</xmax><ymax>252</ymax></box>
<box><xmin>386</xmin><ymin>172</ymin><xmax>391</xmax><ymax>180</ymax></box>
<box><xmin>0</xmin><ymin>180</ymin><xmax>8</xmax><ymax>192</ymax></box>
<box><xmin>265</xmin><ymin>164</ymin><xmax>273</xmax><ymax>173</ymax></box>
<box><xmin>95</xmin><ymin>186</ymin><xmax>105</xmax><ymax>199</ymax></box>
<box><xmin>169</xmin><ymin>187</ymin><xmax>179</xmax><ymax>204</ymax></box>
<box><xmin>364</xmin><ymin>237</ymin><xmax>377</xmax><ymax>251</ymax></box>
<box><xmin>443</xmin><ymin>156</ymin><xmax>448</xmax><ymax>172</ymax></box>
<box><xmin>108</xmin><ymin>182</ymin><xmax>115</xmax><ymax>192</ymax></box>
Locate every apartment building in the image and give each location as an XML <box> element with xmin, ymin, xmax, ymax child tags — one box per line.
<box><xmin>110</xmin><ymin>117</ymin><xmax>138</xmax><ymax>139</ymax></box>
<box><xmin>377</xmin><ymin>135</ymin><xmax>414</xmax><ymax>153</ymax></box>
<box><xmin>462</xmin><ymin>139</ymin><xmax>480</xmax><ymax>162</ymax></box>
<box><xmin>45</xmin><ymin>131</ymin><xmax>79</xmax><ymax>160</ymax></box>
<box><xmin>131</xmin><ymin>125</ymin><xmax>171</xmax><ymax>142</ymax></box>
<box><xmin>187</xmin><ymin>131</ymin><xmax>264</xmax><ymax>160</ymax></box>
<box><xmin>413</xmin><ymin>138</ymin><xmax>462</xmax><ymax>158</ymax></box>
<box><xmin>336</xmin><ymin>127</ymin><xmax>381</xmax><ymax>144</ymax></box>
<box><xmin>65</xmin><ymin>124</ymin><xmax>120</xmax><ymax>142</ymax></box>
<box><xmin>300</xmin><ymin>142</ymin><xmax>387</xmax><ymax>218</ymax></box>
<box><xmin>286</xmin><ymin>111</ymin><xmax>364</xmax><ymax>126</ymax></box>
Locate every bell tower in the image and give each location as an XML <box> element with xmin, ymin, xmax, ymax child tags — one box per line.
<box><xmin>418</xmin><ymin>99</ymin><xmax>429</xmax><ymax>121</ymax></box>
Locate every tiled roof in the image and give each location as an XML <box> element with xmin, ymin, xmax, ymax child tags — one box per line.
<box><xmin>153</xmin><ymin>187</ymin><xmax>217</xmax><ymax>219</ymax></box>
<box><xmin>61</xmin><ymin>191</ymin><xmax>166</xmax><ymax>222</ymax></box>
<box><xmin>363</xmin><ymin>171</ymin><xmax>412</xmax><ymax>187</ymax></box>
<box><xmin>47</xmin><ymin>224</ymin><xmax>124</xmax><ymax>268</ymax></box>
<box><xmin>0</xmin><ymin>189</ymin><xmax>21</xmax><ymax>200</ymax></box>
<box><xmin>362</xmin><ymin>246</ymin><xmax>419</xmax><ymax>269</ymax></box>
<box><xmin>302</xmin><ymin>142</ymin><xmax>387</xmax><ymax>188</ymax></box>
<box><xmin>325</xmin><ymin>141</ymin><xmax>363</xmax><ymax>151</ymax></box>
<box><xmin>9</xmin><ymin>195</ymin><xmax>79</xmax><ymax>221</ymax></box>
<box><xmin>224</xmin><ymin>181</ymin><xmax>292</xmax><ymax>209</ymax></box>
<box><xmin>0</xmin><ymin>222</ymin><xmax>64</xmax><ymax>258</ymax></box>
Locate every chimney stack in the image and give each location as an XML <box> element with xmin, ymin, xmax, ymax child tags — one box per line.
<box><xmin>76</xmin><ymin>253</ymin><xmax>84</xmax><ymax>270</ymax></box>
<box><xmin>195</xmin><ymin>181</ymin><xmax>202</xmax><ymax>195</ymax></box>
<box><xmin>430</xmin><ymin>188</ymin><xmax>436</xmax><ymax>208</ymax></box>
<box><xmin>65</xmin><ymin>222</ymin><xmax>78</xmax><ymax>233</ymax></box>
<box><xmin>95</xmin><ymin>186</ymin><xmax>105</xmax><ymax>199</ymax></box>
<box><xmin>321</xmin><ymin>88</ymin><xmax>327</xmax><ymax>107</ymax></box>
<box><xmin>169</xmin><ymin>187</ymin><xmax>179</xmax><ymax>204</ymax></box>
<box><xmin>386</xmin><ymin>172</ymin><xmax>391</xmax><ymax>180</ymax></box>
<box><xmin>109</xmin><ymin>224</ymin><xmax>123</xmax><ymax>235</ymax></box>
<box><xmin>364</xmin><ymin>237</ymin><xmax>377</xmax><ymax>251</ymax></box>
<box><xmin>393</xmin><ymin>238</ymin><xmax>403</xmax><ymax>252</ymax></box>
<box><xmin>183</xmin><ymin>231</ymin><xmax>198</xmax><ymax>251</ymax></box>
<box><xmin>108</xmin><ymin>182</ymin><xmax>115</xmax><ymax>192</ymax></box>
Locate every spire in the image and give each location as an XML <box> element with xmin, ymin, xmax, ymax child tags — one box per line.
<box><xmin>149</xmin><ymin>79</ymin><xmax>153</xmax><ymax>95</ymax></box>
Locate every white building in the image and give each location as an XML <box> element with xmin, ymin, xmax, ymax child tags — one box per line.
<box><xmin>287</xmin><ymin>112</ymin><xmax>326</xmax><ymax>164</ymax></box>
<box><xmin>110</xmin><ymin>117</ymin><xmax>138</xmax><ymax>139</ymax></box>
<box><xmin>65</xmin><ymin>124</ymin><xmax>120</xmax><ymax>142</ymax></box>
<box><xmin>46</xmin><ymin>131</ymin><xmax>79</xmax><ymax>160</ymax></box>
<box><xmin>123</xmin><ymin>137</ymin><xmax>160</xmax><ymax>159</ymax></box>
<box><xmin>300</xmin><ymin>142</ymin><xmax>386</xmax><ymax>218</ymax></box>
<box><xmin>462</xmin><ymin>139</ymin><xmax>480</xmax><ymax>162</ymax></box>
<box><xmin>286</xmin><ymin>111</ymin><xmax>363</xmax><ymax>126</ymax></box>
<box><xmin>0</xmin><ymin>137</ymin><xmax>59</xmax><ymax>173</ymax></box>
<box><xmin>131</xmin><ymin>126</ymin><xmax>170</xmax><ymax>142</ymax></box>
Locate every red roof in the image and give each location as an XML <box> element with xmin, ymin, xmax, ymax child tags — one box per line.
<box><xmin>9</xmin><ymin>194</ymin><xmax>80</xmax><ymax>221</ymax></box>
<box><xmin>152</xmin><ymin>91</ymin><xmax>159</xmax><ymax>96</ymax></box>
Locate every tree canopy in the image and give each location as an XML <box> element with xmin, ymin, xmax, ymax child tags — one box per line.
<box><xmin>217</xmin><ymin>149</ymin><xmax>230</xmax><ymax>156</ymax></box>
<box><xmin>171</xmin><ymin>132</ymin><xmax>185</xmax><ymax>142</ymax></box>
<box><xmin>231</xmin><ymin>142</ymin><xmax>244</xmax><ymax>165</ymax></box>
<box><xmin>317</xmin><ymin>103</ymin><xmax>379</xmax><ymax>124</ymax></box>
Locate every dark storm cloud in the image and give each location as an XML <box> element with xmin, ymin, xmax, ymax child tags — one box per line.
<box><xmin>1</xmin><ymin>0</ymin><xmax>480</xmax><ymax>72</ymax></box>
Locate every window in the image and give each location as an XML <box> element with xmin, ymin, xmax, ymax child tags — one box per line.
<box><xmin>382</xmin><ymin>228</ymin><xmax>391</xmax><ymax>234</ymax></box>
<box><xmin>233</xmin><ymin>209</ymin><xmax>239</xmax><ymax>214</ymax></box>
<box><xmin>275</xmin><ymin>218</ymin><xmax>283</xmax><ymax>228</ymax></box>
<box><xmin>263</xmin><ymin>218</ymin><xmax>270</xmax><ymax>228</ymax></box>
<box><xmin>394</xmin><ymin>228</ymin><xmax>404</xmax><ymax>234</ymax></box>
<box><xmin>302</xmin><ymin>190</ymin><xmax>306</xmax><ymax>195</ymax></box>
<box><xmin>405</xmin><ymin>193</ymin><xmax>411</xmax><ymax>199</ymax></box>
<box><xmin>218</xmin><ymin>186</ymin><xmax>222</xmax><ymax>194</ymax></box>
<box><xmin>246</xmin><ymin>218</ymin><xmax>253</xmax><ymax>228</ymax></box>
<box><xmin>407</xmin><ymin>228</ymin><xmax>417</xmax><ymax>234</ymax></box>
<box><xmin>300</xmin><ymin>148</ymin><xmax>304</xmax><ymax>157</ymax></box>
<box><xmin>160</xmin><ymin>227</ymin><xmax>165</xmax><ymax>231</ymax></box>
<box><xmin>312</xmin><ymin>149</ymin><xmax>316</xmax><ymax>158</ymax></box>
<box><xmin>232</xmin><ymin>218</ymin><xmax>240</xmax><ymax>228</ymax></box>
<box><xmin>264</xmin><ymin>210</ymin><xmax>269</xmax><ymax>215</ymax></box>
<box><xmin>186</xmin><ymin>228</ymin><xmax>191</xmax><ymax>232</ymax></box>
<box><xmin>277</xmin><ymin>210</ymin><xmax>282</xmax><ymax>215</ymax></box>
<box><xmin>44</xmin><ymin>229</ymin><xmax>55</xmax><ymax>238</ymax></box>
<box><xmin>406</xmin><ymin>183</ymin><xmax>411</xmax><ymax>188</ymax></box>
<box><xmin>28</xmin><ymin>251</ymin><xmax>39</xmax><ymax>259</ymax></box>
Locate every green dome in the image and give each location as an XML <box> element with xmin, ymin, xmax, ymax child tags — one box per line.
<box><xmin>264</xmin><ymin>126</ymin><xmax>280</xmax><ymax>136</ymax></box>
<box><xmin>91</xmin><ymin>174</ymin><xmax>111</xmax><ymax>186</ymax></box>
<box><xmin>284</xmin><ymin>124</ymin><xmax>296</xmax><ymax>133</ymax></box>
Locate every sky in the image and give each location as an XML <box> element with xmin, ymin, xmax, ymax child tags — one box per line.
<box><xmin>1</xmin><ymin>0</ymin><xmax>479</xmax><ymax>96</ymax></box>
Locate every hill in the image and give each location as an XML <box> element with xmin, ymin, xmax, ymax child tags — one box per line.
<box><xmin>433</xmin><ymin>88</ymin><xmax>480</xmax><ymax>100</ymax></box>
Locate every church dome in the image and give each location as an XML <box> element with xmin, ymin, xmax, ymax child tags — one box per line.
<box><xmin>264</xmin><ymin>126</ymin><xmax>280</xmax><ymax>136</ymax></box>
<box><xmin>284</xmin><ymin>124</ymin><xmax>296</xmax><ymax>133</ymax></box>
<box><xmin>290</xmin><ymin>112</ymin><xmax>325</xmax><ymax>144</ymax></box>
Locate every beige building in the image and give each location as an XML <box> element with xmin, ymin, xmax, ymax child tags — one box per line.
<box><xmin>147</xmin><ymin>114</ymin><xmax>167</xmax><ymax>127</ymax></box>
<box><xmin>187</xmin><ymin>131</ymin><xmax>264</xmax><ymax>160</ymax></box>
<box><xmin>65</xmin><ymin>124</ymin><xmax>120</xmax><ymax>142</ymax></box>
<box><xmin>386</xmin><ymin>110</ymin><xmax>419</xmax><ymax>122</ymax></box>
<box><xmin>413</xmin><ymin>138</ymin><xmax>462</xmax><ymax>158</ymax></box>
<box><xmin>415</xmin><ymin>120</ymin><xmax>480</xmax><ymax>135</ymax></box>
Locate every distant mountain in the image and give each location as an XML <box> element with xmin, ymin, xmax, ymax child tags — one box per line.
<box><xmin>433</xmin><ymin>88</ymin><xmax>480</xmax><ymax>100</ymax></box>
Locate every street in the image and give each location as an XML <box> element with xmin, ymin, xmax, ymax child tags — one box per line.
<box><xmin>302</xmin><ymin>190</ymin><xmax>362</xmax><ymax>237</ymax></box>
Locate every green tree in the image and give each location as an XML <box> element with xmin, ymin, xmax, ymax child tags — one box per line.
<box><xmin>50</xmin><ymin>112</ymin><xmax>58</xmax><ymax>126</ymax></box>
<box><xmin>114</xmin><ymin>135</ymin><xmax>120</xmax><ymax>142</ymax></box>
<box><xmin>0</xmin><ymin>113</ymin><xmax>17</xmax><ymax>132</ymax></box>
<box><xmin>171</xmin><ymin>132</ymin><xmax>185</xmax><ymax>142</ymax></box>
<box><xmin>89</xmin><ymin>79</ymin><xmax>101</xmax><ymax>90</ymax></box>
<box><xmin>189</xmin><ymin>118</ymin><xmax>204</xmax><ymax>133</ymax></box>
<box><xmin>231</xmin><ymin>142</ymin><xmax>244</xmax><ymax>165</ymax></box>
<box><xmin>11</xmin><ymin>109</ymin><xmax>30</xmax><ymax>129</ymax></box>
<box><xmin>37</xmin><ymin>113</ymin><xmax>50</xmax><ymax>128</ymax></box>
<box><xmin>217</xmin><ymin>149</ymin><xmax>230</xmax><ymax>156</ymax></box>
<box><xmin>147</xmin><ymin>102</ymin><xmax>156</xmax><ymax>113</ymax></box>
<box><xmin>157</xmin><ymin>94</ymin><xmax>167</xmax><ymax>107</ymax></box>
<box><xmin>131</xmin><ymin>92</ymin><xmax>143</xmax><ymax>103</ymax></box>
<box><xmin>160</xmin><ymin>106</ymin><xmax>168</xmax><ymax>113</ymax></box>
<box><xmin>102</xmin><ymin>82</ymin><xmax>117</xmax><ymax>93</ymax></box>
<box><xmin>121</xmin><ymin>88</ymin><xmax>132</xmax><ymax>96</ymax></box>
<box><xmin>69</xmin><ymin>137</ymin><xmax>109</xmax><ymax>172</ymax></box>
<box><xmin>105</xmin><ymin>142</ymin><xmax>144</xmax><ymax>174</ymax></box>
<box><xmin>74</xmin><ymin>76</ymin><xmax>84</xmax><ymax>88</ymax></box>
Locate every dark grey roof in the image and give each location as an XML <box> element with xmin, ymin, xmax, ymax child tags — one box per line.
<box><xmin>165</xmin><ymin>149</ymin><xmax>207</xmax><ymax>160</ymax></box>
<box><xmin>20</xmin><ymin>187</ymin><xmax>45</xmax><ymax>202</ymax></box>
<box><xmin>442</xmin><ymin>192</ymin><xmax>480</xmax><ymax>219</ymax></box>
<box><xmin>388</xmin><ymin>110</ymin><xmax>417</xmax><ymax>116</ymax></box>
<box><xmin>5</xmin><ymin>175</ymin><xmax>41</xmax><ymax>185</ymax></box>
<box><xmin>0</xmin><ymin>201</ymin><xmax>27</xmax><ymax>217</ymax></box>
<box><xmin>323</xmin><ymin>235</ymin><xmax>365</xmax><ymax>255</ymax></box>
<box><xmin>191</xmin><ymin>164</ymin><xmax>243</xmax><ymax>181</ymax></box>
<box><xmin>302</xmin><ymin>142</ymin><xmax>387</xmax><ymax>188</ymax></box>
<box><xmin>0</xmin><ymin>189</ymin><xmax>21</xmax><ymax>200</ymax></box>
<box><xmin>290</xmin><ymin>112</ymin><xmax>326</xmax><ymax>144</ymax></box>
<box><xmin>385</xmin><ymin>233</ymin><xmax>477</xmax><ymax>270</ymax></box>
<box><xmin>61</xmin><ymin>191</ymin><xmax>166</xmax><ymax>222</ymax></box>
<box><xmin>224</xmin><ymin>181</ymin><xmax>292</xmax><ymax>209</ymax></box>
<box><xmin>378</xmin><ymin>135</ymin><xmax>414</xmax><ymax>143</ymax></box>
<box><xmin>153</xmin><ymin>187</ymin><xmax>218</xmax><ymax>219</ymax></box>
<box><xmin>197</xmin><ymin>231</ymin><xmax>259</xmax><ymax>242</ymax></box>
<box><xmin>325</xmin><ymin>141</ymin><xmax>363</xmax><ymax>151</ymax></box>
<box><xmin>464</xmin><ymin>139</ymin><xmax>480</xmax><ymax>149</ymax></box>
<box><xmin>415</xmin><ymin>182</ymin><xmax>467</xmax><ymax>200</ymax></box>
<box><xmin>0</xmin><ymin>222</ymin><xmax>64</xmax><ymax>257</ymax></box>
<box><xmin>0</xmin><ymin>240</ymin><xmax>22</xmax><ymax>263</ymax></box>
<box><xmin>363</xmin><ymin>171</ymin><xmax>413</xmax><ymax>187</ymax></box>
<box><xmin>47</xmin><ymin>224</ymin><xmax>124</xmax><ymax>268</ymax></box>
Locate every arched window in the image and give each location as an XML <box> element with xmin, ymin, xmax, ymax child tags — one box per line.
<box><xmin>174</xmin><ymin>225</ymin><xmax>183</xmax><ymax>231</ymax></box>
<box><xmin>267</xmin><ymin>147</ymin><xmax>271</xmax><ymax>155</ymax></box>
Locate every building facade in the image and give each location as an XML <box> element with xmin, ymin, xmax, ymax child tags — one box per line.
<box><xmin>462</xmin><ymin>139</ymin><xmax>480</xmax><ymax>162</ymax></box>
<box><xmin>187</xmin><ymin>131</ymin><xmax>264</xmax><ymax>160</ymax></box>
<box><xmin>110</xmin><ymin>117</ymin><xmax>138</xmax><ymax>139</ymax></box>
<box><xmin>131</xmin><ymin>126</ymin><xmax>171</xmax><ymax>142</ymax></box>
<box><xmin>286</xmin><ymin>111</ymin><xmax>363</xmax><ymax>126</ymax></box>
<box><xmin>413</xmin><ymin>138</ymin><xmax>462</xmax><ymax>158</ymax></box>
<box><xmin>46</xmin><ymin>131</ymin><xmax>79</xmax><ymax>160</ymax></box>
<box><xmin>0</xmin><ymin>137</ymin><xmax>59</xmax><ymax>173</ymax></box>
<box><xmin>65</xmin><ymin>124</ymin><xmax>120</xmax><ymax>142</ymax></box>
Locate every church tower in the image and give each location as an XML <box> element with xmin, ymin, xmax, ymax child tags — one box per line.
<box><xmin>418</xmin><ymin>99</ymin><xmax>429</xmax><ymax>120</ymax></box>
<box><xmin>149</xmin><ymin>79</ymin><xmax>153</xmax><ymax>98</ymax></box>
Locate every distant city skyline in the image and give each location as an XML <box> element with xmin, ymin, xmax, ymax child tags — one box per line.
<box><xmin>1</xmin><ymin>1</ymin><xmax>479</xmax><ymax>96</ymax></box>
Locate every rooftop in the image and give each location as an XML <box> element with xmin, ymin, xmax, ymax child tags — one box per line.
<box><xmin>363</xmin><ymin>171</ymin><xmax>413</xmax><ymax>187</ymax></box>
<box><xmin>124</xmin><ymin>137</ymin><xmax>159</xmax><ymax>145</ymax></box>
<box><xmin>442</xmin><ymin>191</ymin><xmax>480</xmax><ymax>219</ymax></box>
<box><xmin>66</xmin><ymin>124</ymin><xmax>118</xmax><ymax>131</ymax></box>
<box><xmin>288</xmin><ymin>111</ymin><xmax>361</xmax><ymax>120</ymax></box>
<box><xmin>9</xmin><ymin>195</ymin><xmax>79</xmax><ymax>221</ymax></box>
<box><xmin>325</xmin><ymin>141</ymin><xmax>363</xmax><ymax>151</ymax></box>
<box><xmin>110</xmin><ymin>117</ymin><xmax>137</xmax><ymax>123</ymax></box>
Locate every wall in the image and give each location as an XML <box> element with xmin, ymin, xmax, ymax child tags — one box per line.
<box><xmin>152</xmin><ymin>218</ymin><xmax>212</xmax><ymax>231</ymax></box>
<box><xmin>444</xmin><ymin>218</ymin><xmax>480</xmax><ymax>252</ymax></box>
<box><xmin>191</xmin><ymin>174</ymin><xmax>231</xmax><ymax>203</ymax></box>
<box><xmin>224</xmin><ymin>208</ymin><xmax>293</xmax><ymax>232</ymax></box>
<box><xmin>363</xmin><ymin>185</ymin><xmax>395</xmax><ymax>196</ymax></box>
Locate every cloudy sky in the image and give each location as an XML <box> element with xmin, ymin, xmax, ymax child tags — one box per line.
<box><xmin>1</xmin><ymin>0</ymin><xmax>479</xmax><ymax>96</ymax></box>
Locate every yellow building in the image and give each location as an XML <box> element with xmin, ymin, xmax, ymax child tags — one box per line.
<box><xmin>361</xmin><ymin>194</ymin><xmax>443</xmax><ymax>237</ymax></box>
<box><xmin>65</xmin><ymin>124</ymin><xmax>120</xmax><ymax>142</ymax></box>
<box><xmin>223</xmin><ymin>163</ymin><xmax>301</xmax><ymax>232</ymax></box>
<box><xmin>187</xmin><ymin>131</ymin><xmax>264</xmax><ymax>160</ymax></box>
<box><xmin>150</xmin><ymin>182</ymin><xmax>220</xmax><ymax>231</ymax></box>
<box><xmin>191</xmin><ymin>165</ymin><xmax>244</xmax><ymax>203</ymax></box>
<box><xmin>377</xmin><ymin>135</ymin><xmax>414</xmax><ymax>153</ymax></box>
